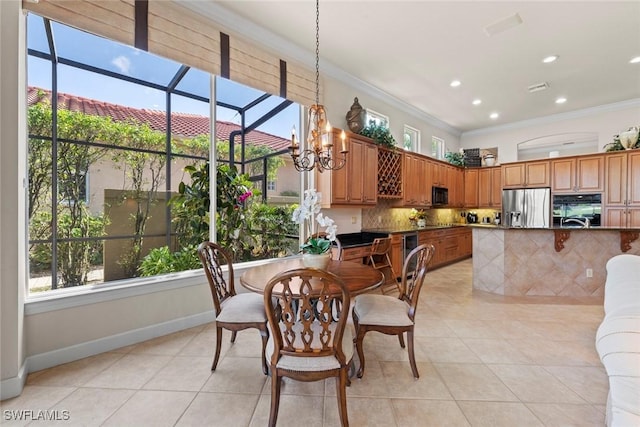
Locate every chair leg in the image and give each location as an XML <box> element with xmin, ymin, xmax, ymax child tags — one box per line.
<box><xmin>268</xmin><ymin>374</ymin><xmax>282</xmax><ymax>427</ymax></box>
<box><xmin>407</xmin><ymin>328</ymin><xmax>419</xmax><ymax>379</ymax></box>
<box><xmin>212</xmin><ymin>326</ymin><xmax>223</xmax><ymax>371</ymax></box>
<box><xmin>230</xmin><ymin>330</ymin><xmax>238</xmax><ymax>343</ymax></box>
<box><xmin>355</xmin><ymin>328</ymin><xmax>367</xmax><ymax>379</ymax></box>
<box><xmin>336</xmin><ymin>368</ymin><xmax>350</xmax><ymax>427</ymax></box>
<box><xmin>260</xmin><ymin>326</ymin><xmax>269</xmax><ymax>376</ymax></box>
<box><xmin>398</xmin><ymin>332</ymin><xmax>405</xmax><ymax>348</ymax></box>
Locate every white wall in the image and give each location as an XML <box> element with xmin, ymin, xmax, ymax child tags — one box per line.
<box><xmin>1</xmin><ymin>0</ymin><xmax>27</xmax><ymax>398</ymax></box>
<box><xmin>460</xmin><ymin>101</ymin><xmax>640</xmax><ymax>163</ymax></box>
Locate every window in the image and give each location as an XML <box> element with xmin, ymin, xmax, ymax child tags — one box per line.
<box><xmin>431</xmin><ymin>136</ymin><xmax>445</xmax><ymax>160</ymax></box>
<box><xmin>26</xmin><ymin>14</ymin><xmax>300</xmax><ymax>295</ymax></box>
<box><xmin>403</xmin><ymin>125</ymin><xmax>420</xmax><ymax>152</ymax></box>
<box><xmin>365</xmin><ymin>109</ymin><xmax>389</xmax><ymax>128</ymax></box>
<box><xmin>267</xmin><ymin>180</ymin><xmax>276</xmax><ymax>191</ymax></box>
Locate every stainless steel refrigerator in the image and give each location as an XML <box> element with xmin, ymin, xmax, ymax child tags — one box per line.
<box><xmin>502</xmin><ymin>188</ymin><xmax>551</xmax><ymax>228</ymax></box>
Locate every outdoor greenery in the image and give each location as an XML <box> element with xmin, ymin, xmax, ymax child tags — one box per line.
<box><xmin>359</xmin><ymin>119</ymin><xmax>396</xmax><ymax>148</ymax></box>
<box><xmin>28</xmin><ymin>99</ymin><xmax>298</xmax><ymax>288</ymax></box>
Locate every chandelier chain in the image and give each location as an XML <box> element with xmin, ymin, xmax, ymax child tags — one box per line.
<box><xmin>315</xmin><ymin>0</ymin><xmax>320</xmax><ymax>106</ymax></box>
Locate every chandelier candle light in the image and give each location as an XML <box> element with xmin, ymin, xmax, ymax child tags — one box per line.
<box><xmin>289</xmin><ymin>0</ymin><xmax>348</xmax><ymax>173</ymax></box>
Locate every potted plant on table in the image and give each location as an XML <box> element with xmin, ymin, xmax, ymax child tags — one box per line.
<box><xmin>292</xmin><ymin>189</ymin><xmax>338</xmax><ymax>269</ymax></box>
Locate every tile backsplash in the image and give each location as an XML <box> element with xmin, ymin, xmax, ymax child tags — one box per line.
<box><xmin>362</xmin><ymin>199</ymin><xmax>500</xmax><ymax>229</ymax></box>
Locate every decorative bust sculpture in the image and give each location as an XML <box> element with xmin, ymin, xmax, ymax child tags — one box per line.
<box><xmin>346</xmin><ymin>97</ymin><xmax>365</xmax><ymax>133</ymax></box>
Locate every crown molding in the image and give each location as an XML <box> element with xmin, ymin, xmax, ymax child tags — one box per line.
<box><xmin>462</xmin><ymin>98</ymin><xmax>640</xmax><ymax>138</ymax></box>
<box><xmin>175</xmin><ymin>0</ymin><xmax>461</xmax><ymax>136</ymax></box>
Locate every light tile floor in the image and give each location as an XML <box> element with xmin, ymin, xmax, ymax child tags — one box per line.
<box><xmin>2</xmin><ymin>259</ymin><xmax>608</xmax><ymax>426</ymax></box>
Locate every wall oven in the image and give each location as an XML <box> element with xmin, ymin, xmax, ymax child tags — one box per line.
<box><xmin>552</xmin><ymin>193</ymin><xmax>602</xmax><ymax>227</ymax></box>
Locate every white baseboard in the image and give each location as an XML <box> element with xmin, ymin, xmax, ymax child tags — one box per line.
<box><xmin>0</xmin><ymin>311</ymin><xmax>215</xmax><ymax>400</ymax></box>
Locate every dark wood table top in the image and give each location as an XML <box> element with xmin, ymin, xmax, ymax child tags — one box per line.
<box><xmin>240</xmin><ymin>257</ymin><xmax>384</xmax><ymax>296</ymax></box>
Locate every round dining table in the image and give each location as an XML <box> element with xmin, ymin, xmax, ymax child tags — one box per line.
<box><xmin>240</xmin><ymin>257</ymin><xmax>384</xmax><ymax>296</ymax></box>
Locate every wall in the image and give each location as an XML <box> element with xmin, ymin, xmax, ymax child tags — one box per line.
<box><xmin>1</xmin><ymin>0</ymin><xmax>27</xmax><ymax>398</ymax></box>
<box><xmin>460</xmin><ymin>102</ymin><xmax>640</xmax><ymax>163</ymax></box>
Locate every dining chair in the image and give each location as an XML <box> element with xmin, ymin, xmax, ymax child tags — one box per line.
<box><xmin>366</xmin><ymin>237</ymin><xmax>398</xmax><ymax>295</ymax></box>
<box><xmin>263</xmin><ymin>268</ymin><xmax>353</xmax><ymax>427</ymax></box>
<box><xmin>197</xmin><ymin>241</ymin><xmax>269</xmax><ymax>375</ymax></box>
<box><xmin>353</xmin><ymin>243</ymin><xmax>435</xmax><ymax>379</ymax></box>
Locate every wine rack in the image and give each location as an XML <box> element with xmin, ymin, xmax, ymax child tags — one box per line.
<box><xmin>377</xmin><ymin>147</ymin><xmax>402</xmax><ymax>198</ymax></box>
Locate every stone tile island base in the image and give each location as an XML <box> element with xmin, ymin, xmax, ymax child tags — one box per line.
<box><xmin>472</xmin><ymin>227</ymin><xmax>640</xmax><ymax>301</ymax></box>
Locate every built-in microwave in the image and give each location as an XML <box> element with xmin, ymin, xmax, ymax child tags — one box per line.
<box><xmin>432</xmin><ymin>186</ymin><xmax>448</xmax><ymax>206</ymax></box>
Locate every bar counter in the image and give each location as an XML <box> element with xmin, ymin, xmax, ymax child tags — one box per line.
<box><xmin>471</xmin><ymin>226</ymin><xmax>640</xmax><ymax>300</ymax></box>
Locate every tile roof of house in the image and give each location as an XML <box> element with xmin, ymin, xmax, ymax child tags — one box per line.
<box><xmin>27</xmin><ymin>86</ymin><xmax>291</xmax><ymax>151</ymax></box>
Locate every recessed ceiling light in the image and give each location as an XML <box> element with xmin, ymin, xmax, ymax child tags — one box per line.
<box><xmin>472</xmin><ymin>99</ymin><xmax>482</xmax><ymax>106</ymax></box>
<box><xmin>450</xmin><ymin>80</ymin><xmax>461</xmax><ymax>87</ymax></box>
<box><xmin>630</xmin><ymin>56</ymin><xmax>640</xmax><ymax>64</ymax></box>
<box><xmin>542</xmin><ymin>55</ymin><xmax>558</xmax><ymax>63</ymax></box>
<box><xmin>490</xmin><ymin>112</ymin><xmax>499</xmax><ymax>120</ymax></box>
<box><xmin>555</xmin><ymin>97</ymin><xmax>567</xmax><ymax>104</ymax></box>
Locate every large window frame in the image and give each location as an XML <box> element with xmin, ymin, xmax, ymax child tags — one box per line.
<box><xmin>26</xmin><ymin>14</ymin><xmax>300</xmax><ymax>296</ymax></box>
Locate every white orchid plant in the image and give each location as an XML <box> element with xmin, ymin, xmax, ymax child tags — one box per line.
<box><xmin>292</xmin><ymin>189</ymin><xmax>338</xmax><ymax>255</ymax></box>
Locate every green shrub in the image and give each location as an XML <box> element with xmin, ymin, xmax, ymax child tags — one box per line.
<box><xmin>138</xmin><ymin>245</ymin><xmax>200</xmax><ymax>276</ymax></box>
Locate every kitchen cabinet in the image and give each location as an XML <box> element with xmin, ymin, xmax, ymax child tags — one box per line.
<box><xmin>417</xmin><ymin>227</ymin><xmax>472</xmax><ymax>268</ymax></box>
<box><xmin>339</xmin><ymin>245</ymin><xmax>371</xmax><ymax>263</ymax></box>
<box><xmin>448</xmin><ymin>166</ymin><xmax>465</xmax><ymax>207</ymax></box>
<box><xmin>551</xmin><ymin>155</ymin><xmax>604</xmax><ymax>193</ymax></box>
<box><xmin>403</xmin><ymin>153</ymin><xmax>430</xmax><ymax>207</ymax></box>
<box><xmin>478</xmin><ymin>167</ymin><xmax>502</xmax><ymax>208</ymax></box>
<box><xmin>317</xmin><ymin>130</ymin><xmax>378</xmax><ymax>207</ymax></box>
<box><xmin>604</xmin><ymin>151</ymin><xmax>640</xmax><ymax>227</ymax></box>
<box><xmin>464</xmin><ymin>168</ymin><xmax>479</xmax><ymax>207</ymax></box>
<box><xmin>502</xmin><ymin>160</ymin><xmax>550</xmax><ymax>188</ymax></box>
<box><xmin>389</xmin><ymin>234</ymin><xmax>403</xmax><ymax>280</ymax></box>
<box><xmin>430</xmin><ymin>160</ymin><xmax>448</xmax><ymax>188</ymax></box>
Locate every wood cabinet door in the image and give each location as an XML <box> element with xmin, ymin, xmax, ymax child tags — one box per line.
<box><xmin>347</xmin><ymin>137</ymin><xmax>364</xmax><ymax>203</ymax></box>
<box><xmin>390</xmin><ymin>234</ymin><xmax>403</xmax><ymax>279</ymax></box>
<box><xmin>525</xmin><ymin>161</ymin><xmax>550</xmax><ymax>187</ymax></box>
<box><xmin>403</xmin><ymin>154</ymin><xmax>419</xmax><ymax>206</ymax></box>
<box><xmin>464</xmin><ymin>169</ymin><xmax>479</xmax><ymax>207</ymax></box>
<box><xmin>605</xmin><ymin>152</ymin><xmax>627</xmax><ymax>206</ymax></box>
<box><xmin>478</xmin><ymin>168</ymin><xmax>492</xmax><ymax>207</ymax></box>
<box><xmin>576</xmin><ymin>155</ymin><xmax>604</xmax><ymax>192</ymax></box>
<box><xmin>628</xmin><ymin>152</ymin><xmax>640</xmax><ymax>207</ymax></box>
<box><xmin>551</xmin><ymin>158</ymin><xmax>575</xmax><ymax>192</ymax></box>
<box><xmin>603</xmin><ymin>207</ymin><xmax>627</xmax><ymax>227</ymax></box>
<box><xmin>491</xmin><ymin>167</ymin><xmax>502</xmax><ymax>208</ymax></box>
<box><xmin>431</xmin><ymin>161</ymin><xmax>447</xmax><ymax>187</ymax></box>
<box><xmin>628</xmin><ymin>209</ymin><xmax>640</xmax><ymax>228</ymax></box>
<box><xmin>502</xmin><ymin>164</ymin><xmax>524</xmax><ymax>188</ymax></box>
<box><xmin>453</xmin><ymin>167</ymin><xmax>465</xmax><ymax>207</ymax></box>
<box><xmin>362</xmin><ymin>142</ymin><xmax>378</xmax><ymax>204</ymax></box>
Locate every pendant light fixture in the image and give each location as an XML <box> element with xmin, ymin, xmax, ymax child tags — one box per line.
<box><xmin>289</xmin><ymin>0</ymin><xmax>348</xmax><ymax>173</ymax></box>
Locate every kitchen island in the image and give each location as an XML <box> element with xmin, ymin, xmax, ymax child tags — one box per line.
<box><xmin>472</xmin><ymin>226</ymin><xmax>640</xmax><ymax>300</ymax></box>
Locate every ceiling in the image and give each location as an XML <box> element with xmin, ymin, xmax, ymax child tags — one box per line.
<box><xmin>184</xmin><ymin>1</ymin><xmax>640</xmax><ymax>134</ymax></box>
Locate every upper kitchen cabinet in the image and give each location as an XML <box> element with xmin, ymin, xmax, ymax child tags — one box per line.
<box><xmin>478</xmin><ymin>166</ymin><xmax>502</xmax><ymax>208</ymax></box>
<box><xmin>464</xmin><ymin>168</ymin><xmax>479</xmax><ymax>207</ymax></box>
<box><xmin>402</xmin><ymin>152</ymin><xmax>431</xmax><ymax>207</ymax></box>
<box><xmin>449</xmin><ymin>166</ymin><xmax>465</xmax><ymax>207</ymax></box>
<box><xmin>502</xmin><ymin>160</ymin><xmax>550</xmax><ymax>188</ymax></box>
<box><xmin>551</xmin><ymin>155</ymin><xmax>604</xmax><ymax>193</ymax></box>
<box><xmin>316</xmin><ymin>129</ymin><xmax>378</xmax><ymax>207</ymax></box>
<box><xmin>604</xmin><ymin>150</ymin><xmax>640</xmax><ymax>227</ymax></box>
<box><xmin>430</xmin><ymin>160</ymin><xmax>448</xmax><ymax>188</ymax></box>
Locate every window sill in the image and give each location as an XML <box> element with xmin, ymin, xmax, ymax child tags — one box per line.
<box><xmin>24</xmin><ymin>255</ymin><xmax>297</xmax><ymax>316</ymax></box>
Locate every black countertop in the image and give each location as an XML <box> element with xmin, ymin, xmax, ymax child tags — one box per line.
<box><xmin>336</xmin><ymin>231</ymin><xmax>389</xmax><ymax>248</ymax></box>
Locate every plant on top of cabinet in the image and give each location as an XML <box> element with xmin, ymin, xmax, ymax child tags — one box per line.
<box><xmin>603</xmin><ymin>126</ymin><xmax>640</xmax><ymax>151</ymax></box>
<box><xmin>444</xmin><ymin>150</ymin><xmax>465</xmax><ymax>167</ymax></box>
<box><xmin>359</xmin><ymin>119</ymin><xmax>396</xmax><ymax>148</ymax></box>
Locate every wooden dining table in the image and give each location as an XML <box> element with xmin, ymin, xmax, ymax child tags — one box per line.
<box><xmin>239</xmin><ymin>257</ymin><xmax>384</xmax><ymax>296</ymax></box>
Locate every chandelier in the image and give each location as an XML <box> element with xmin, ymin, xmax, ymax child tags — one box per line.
<box><xmin>290</xmin><ymin>0</ymin><xmax>348</xmax><ymax>173</ymax></box>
